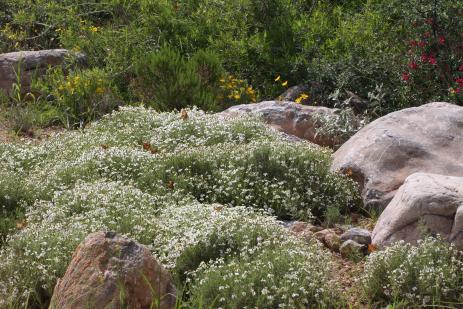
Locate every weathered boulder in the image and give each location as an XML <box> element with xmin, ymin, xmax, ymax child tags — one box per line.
<box><xmin>50</xmin><ymin>231</ymin><xmax>176</xmax><ymax>309</ymax></box>
<box><xmin>372</xmin><ymin>173</ymin><xmax>463</xmax><ymax>249</ymax></box>
<box><xmin>340</xmin><ymin>228</ymin><xmax>371</xmax><ymax>246</ymax></box>
<box><xmin>220</xmin><ymin>101</ymin><xmax>340</xmax><ymax>147</ymax></box>
<box><xmin>0</xmin><ymin>49</ymin><xmax>85</xmax><ymax>96</ymax></box>
<box><xmin>331</xmin><ymin>102</ymin><xmax>463</xmax><ymax>209</ymax></box>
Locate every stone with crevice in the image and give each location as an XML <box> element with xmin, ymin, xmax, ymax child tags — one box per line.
<box><xmin>331</xmin><ymin>102</ymin><xmax>463</xmax><ymax>210</ymax></box>
<box><xmin>372</xmin><ymin>173</ymin><xmax>463</xmax><ymax>249</ymax></box>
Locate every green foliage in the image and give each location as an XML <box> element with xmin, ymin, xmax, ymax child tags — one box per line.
<box><xmin>362</xmin><ymin>237</ymin><xmax>463</xmax><ymax>306</ymax></box>
<box><xmin>0</xmin><ymin>107</ymin><xmax>358</xmax><ymax>307</ymax></box>
<box><xmin>34</xmin><ymin>68</ymin><xmax>122</xmax><ymax>128</ymax></box>
<box><xmin>188</xmin><ymin>241</ymin><xmax>338</xmax><ymax>308</ymax></box>
<box><xmin>132</xmin><ymin>47</ymin><xmax>224</xmax><ymax>111</ymax></box>
<box><xmin>1</xmin><ymin>0</ymin><xmax>462</xmax><ymax>118</ymax></box>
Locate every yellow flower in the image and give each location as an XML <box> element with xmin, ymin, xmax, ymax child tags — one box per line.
<box><xmin>89</xmin><ymin>26</ymin><xmax>98</xmax><ymax>33</ymax></box>
<box><xmin>295</xmin><ymin>93</ymin><xmax>309</xmax><ymax>104</ymax></box>
<box><xmin>233</xmin><ymin>94</ymin><xmax>241</xmax><ymax>100</ymax></box>
<box><xmin>246</xmin><ymin>86</ymin><xmax>255</xmax><ymax>95</ymax></box>
<box><xmin>274</xmin><ymin>75</ymin><xmax>281</xmax><ymax>82</ymax></box>
<box><xmin>96</xmin><ymin>87</ymin><xmax>105</xmax><ymax>95</ymax></box>
<box><xmin>282</xmin><ymin>81</ymin><xmax>288</xmax><ymax>87</ymax></box>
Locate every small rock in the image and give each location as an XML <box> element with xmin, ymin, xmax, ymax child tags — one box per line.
<box><xmin>340</xmin><ymin>228</ymin><xmax>372</xmax><ymax>245</ymax></box>
<box><xmin>288</xmin><ymin>221</ymin><xmax>310</xmax><ymax>233</ymax></box>
<box><xmin>313</xmin><ymin>229</ymin><xmax>331</xmax><ymax>242</ymax></box>
<box><xmin>50</xmin><ymin>231</ymin><xmax>176</xmax><ymax>309</ymax></box>
<box><xmin>340</xmin><ymin>240</ymin><xmax>366</xmax><ymax>261</ymax></box>
<box><xmin>324</xmin><ymin>232</ymin><xmax>342</xmax><ymax>252</ymax></box>
<box><xmin>313</xmin><ymin>229</ymin><xmax>342</xmax><ymax>251</ymax></box>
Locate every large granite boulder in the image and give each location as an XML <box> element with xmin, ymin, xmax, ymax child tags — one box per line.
<box><xmin>372</xmin><ymin>173</ymin><xmax>463</xmax><ymax>249</ymax></box>
<box><xmin>220</xmin><ymin>101</ymin><xmax>339</xmax><ymax>147</ymax></box>
<box><xmin>331</xmin><ymin>102</ymin><xmax>463</xmax><ymax>209</ymax></box>
<box><xmin>0</xmin><ymin>49</ymin><xmax>85</xmax><ymax>96</ymax></box>
<box><xmin>50</xmin><ymin>231</ymin><xmax>176</xmax><ymax>309</ymax></box>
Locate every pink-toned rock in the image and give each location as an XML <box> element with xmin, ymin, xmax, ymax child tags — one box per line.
<box><xmin>220</xmin><ymin>101</ymin><xmax>340</xmax><ymax>147</ymax></box>
<box><xmin>50</xmin><ymin>231</ymin><xmax>176</xmax><ymax>309</ymax></box>
<box><xmin>0</xmin><ymin>49</ymin><xmax>85</xmax><ymax>96</ymax></box>
<box><xmin>331</xmin><ymin>102</ymin><xmax>463</xmax><ymax>209</ymax></box>
<box><xmin>313</xmin><ymin>229</ymin><xmax>342</xmax><ymax>251</ymax></box>
<box><xmin>372</xmin><ymin>173</ymin><xmax>463</xmax><ymax>249</ymax></box>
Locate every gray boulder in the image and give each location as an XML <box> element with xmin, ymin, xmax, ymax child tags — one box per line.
<box><xmin>331</xmin><ymin>102</ymin><xmax>463</xmax><ymax>209</ymax></box>
<box><xmin>0</xmin><ymin>49</ymin><xmax>85</xmax><ymax>96</ymax></box>
<box><xmin>372</xmin><ymin>173</ymin><xmax>463</xmax><ymax>249</ymax></box>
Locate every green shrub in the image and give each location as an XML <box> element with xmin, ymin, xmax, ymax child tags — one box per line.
<box><xmin>362</xmin><ymin>237</ymin><xmax>463</xmax><ymax>306</ymax></box>
<box><xmin>35</xmin><ymin>68</ymin><xmax>122</xmax><ymax>128</ymax></box>
<box><xmin>132</xmin><ymin>47</ymin><xmax>224</xmax><ymax>111</ymax></box>
<box><xmin>188</xmin><ymin>240</ymin><xmax>337</xmax><ymax>308</ymax></box>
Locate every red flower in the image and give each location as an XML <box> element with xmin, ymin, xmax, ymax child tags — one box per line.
<box><xmin>456</xmin><ymin>78</ymin><xmax>463</xmax><ymax>86</ymax></box>
<box><xmin>425</xmin><ymin>18</ymin><xmax>434</xmax><ymax>25</ymax></box>
<box><xmin>418</xmin><ymin>41</ymin><xmax>427</xmax><ymax>48</ymax></box>
<box><xmin>408</xmin><ymin>62</ymin><xmax>418</xmax><ymax>70</ymax></box>
<box><xmin>438</xmin><ymin>36</ymin><xmax>446</xmax><ymax>45</ymax></box>
<box><xmin>423</xmin><ymin>31</ymin><xmax>431</xmax><ymax>38</ymax></box>
<box><xmin>428</xmin><ymin>56</ymin><xmax>437</xmax><ymax>65</ymax></box>
<box><xmin>409</xmin><ymin>40</ymin><xmax>418</xmax><ymax>47</ymax></box>
<box><xmin>402</xmin><ymin>72</ymin><xmax>411</xmax><ymax>81</ymax></box>
<box><xmin>459</xmin><ymin>64</ymin><xmax>463</xmax><ymax>72</ymax></box>
<box><xmin>450</xmin><ymin>87</ymin><xmax>461</xmax><ymax>95</ymax></box>
<box><xmin>421</xmin><ymin>54</ymin><xmax>428</xmax><ymax>62</ymax></box>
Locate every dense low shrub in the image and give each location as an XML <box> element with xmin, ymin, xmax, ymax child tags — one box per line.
<box><xmin>0</xmin><ymin>107</ymin><xmax>359</xmax><ymax>307</ymax></box>
<box><xmin>362</xmin><ymin>237</ymin><xmax>463</xmax><ymax>306</ymax></box>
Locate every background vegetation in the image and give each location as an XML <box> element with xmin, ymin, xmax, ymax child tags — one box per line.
<box><xmin>0</xmin><ymin>0</ymin><xmax>462</xmax><ymax>130</ymax></box>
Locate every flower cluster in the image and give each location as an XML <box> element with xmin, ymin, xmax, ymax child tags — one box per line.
<box><xmin>401</xmin><ymin>13</ymin><xmax>463</xmax><ymax>100</ymax></box>
<box><xmin>362</xmin><ymin>237</ymin><xmax>463</xmax><ymax>305</ymax></box>
<box><xmin>218</xmin><ymin>74</ymin><xmax>257</xmax><ymax>107</ymax></box>
<box><xmin>0</xmin><ymin>107</ymin><xmax>358</xmax><ymax>307</ymax></box>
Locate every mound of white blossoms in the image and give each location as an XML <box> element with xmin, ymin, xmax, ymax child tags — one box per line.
<box><xmin>0</xmin><ymin>107</ymin><xmax>359</xmax><ymax>307</ymax></box>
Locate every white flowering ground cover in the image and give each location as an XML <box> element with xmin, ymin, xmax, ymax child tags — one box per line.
<box><xmin>362</xmin><ymin>237</ymin><xmax>463</xmax><ymax>306</ymax></box>
<box><xmin>0</xmin><ymin>107</ymin><xmax>360</xmax><ymax>308</ymax></box>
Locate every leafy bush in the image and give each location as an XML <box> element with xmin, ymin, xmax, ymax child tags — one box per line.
<box><xmin>34</xmin><ymin>68</ymin><xmax>122</xmax><ymax>128</ymax></box>
<box><xmin>362</xmin><ymin>237</ymin><xmax>463</xmax><ymax>306</ymax></box>
<box><xmin>314</xmin><ymin>105</ymin><xmax>369</xmax><ymax>149</ymax></box>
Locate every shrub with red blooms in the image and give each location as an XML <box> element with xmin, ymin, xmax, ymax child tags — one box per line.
<box><xmin>398</xmin><ymin>0</ymin><xmax>463</xmax><ymax>103</ymax></box>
